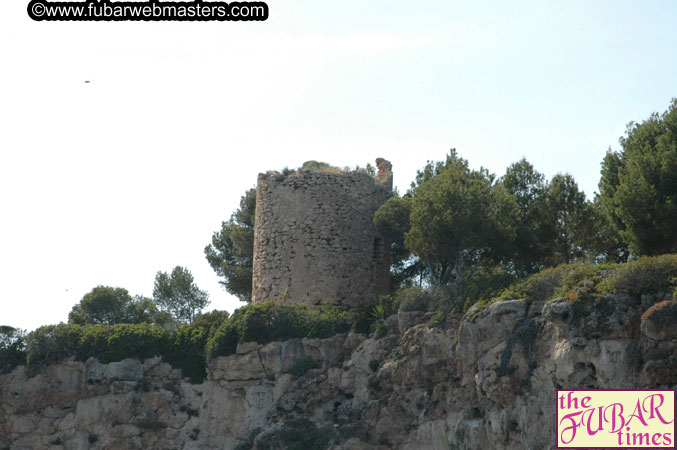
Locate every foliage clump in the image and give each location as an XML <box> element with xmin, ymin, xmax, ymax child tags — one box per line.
<box><xmin>68</xmin><ymin>286</ymin><xmax>164</xmax><ymax>326</ymax></box>
<box><xmin>392</xmin><ymin>266</ymin><xmax>515</xmax><ymax>315</ymax></box>
<box><xmin>206</xmin><ymin>301</ymin><xmax>351</xmax><ymax>359</ymax></box>
<box><xmin>153</xmin><ymin>266</ymin><xmax>210</xmax><ymax>324</ymax></box>
<box><xmin>23</xmin><ymin>310</ymin><xmax>229</xmax><ymax>383</ymax></box>
<box><xmin>598</xmin><ymin>254</ymin><xmax>677</xmax><ymax>297</ymax></box>
<box><xmin>491</xmin><ymin>255</ymin><xmax>677</xmax><ymax>312</ymax></box>
<box><xmin>0</xmin><ymin>326</ymin><xmax>27</xmax><ymax>375</ymax></box>
<box><xmin>205</xmin><ymin>188</ymin><xmax>256</xmax><ymax>302</ymax></box>
<box><xmin>396</xmin><ymin>287</ymin><xmax>433</xmax><ymax>313</ymax></box>
<box><xmin>9</xmin><ymin>302</ymin><xmax>353</xmax><ymax>381</ymax></box>
<box><xmin>499</xmin><ymin>264</ymin><xmax>607</xmax><ymax>304</ymax></box>
<box><xmin>598</xmin><ymin>98</ymin><xmax>677</xmax><ymax>256</ymax></box>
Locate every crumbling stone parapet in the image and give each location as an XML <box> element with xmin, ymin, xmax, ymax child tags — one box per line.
<box><xmin>375</xmin><ymin>157</ymin><xmax>393</xmax><ymax>190</ymax></box>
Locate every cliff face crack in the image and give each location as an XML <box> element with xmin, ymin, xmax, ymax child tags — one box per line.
<box><xmin>256</xmin><ymin>349</ymin><xmax>269</xmax><ymax>379</ymax></box>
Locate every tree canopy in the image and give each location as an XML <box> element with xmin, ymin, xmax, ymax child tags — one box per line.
<box><xmin>68</xmin><ymin>286</ymin><xmax>161</xmax><ymax>325</ymax></box>
<box><xmin>205</xmin><ymin>188</ymin><xmax>256</xmax><ymax>302</ymax></box>
<box><xmin>497</xmin><ymin>158</ymin><xmax>550</xmax><ymax>276</ymax></box>
<box><xmin>541</xmin><ymin>174</ymin><xmax>593</xmax><ymax>265</ymax></box>
<box><xmin>599</xmin><ymin>98</ymin><xmax>677</xmax><ymax>255</ymax></box>
<box><xmin>375</xmin><ymin>150</ymin><xmax>604</xmax><ymax>290</ymax></box>
<box><xmin>403</xmin><ymin>150</ymin><xmax>515</xmax><ymax>287</ymax></box>
<box><xmin>153</xmin><ymin>266</ymin><xmax>210</xmax><ymax>324</ymax></box>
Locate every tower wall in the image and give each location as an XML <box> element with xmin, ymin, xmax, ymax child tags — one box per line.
<box><xmin>251</xmin><ymin>160</ymin><xmax>392</xmax><ymax>308</ymax></box>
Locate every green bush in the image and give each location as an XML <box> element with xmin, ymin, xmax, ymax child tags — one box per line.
<box><xmin>205</xmin><ymin>318</ymin><xmax>240</xmax><ymax>360</ymax></box>
<box><xmin>552</xmin><ymin>264</ymin><xmax>611</xmax><ymax>297</ymax></box>
<box><xmin>26</xmin><ymin>323</ymin><xmax>169</xmax><ymax>368</ymax></box>
<box><xmin>26</xmin><ymin>323</ymin><xmax>83</xmax><ymax>367</ymax></box>
<box><xmin>396</xmin><ymin>287</ymin><xmax>431</xmax><ymax>312</ymax></box>
<box><xmin>80</xmin><ymin>323</ymin><xmax>169</xmax><ymax>363</ymax></box>
<box><xmin>305</xmin><ymin>303</ymin><xmax>351</xmax><ymax>338</ymax></box>
<box><xmin>206</xmin><ymin>301</ymin><xmax>351</xmax><ymax>360</ymax></box>
<box><xmin>598</xmin><ymin>255</ymin><xmax>677</xmax><ymax>297</ymax></box>
<box><xmin>164</xmin><ymin>325</ymin><xmax>208</xmax><ymax>383</ymax></box>
<box><xmin>25</xmin><ymin>311</ymin><xmax>233</xmax><ymax>382</ymax></box>
<box><xmin>457</xmin><ymin>266</ymin><xmax>516</xmax><ymax>311</ymax></box>
<box><xmin>239</xmin><ymin>302</ymin><xmax>308</xmax><ymax>343</ymax></box>
<box><xmin>500</xmin><ymin>265</ymin><xmax>568</xmax><ymax>303</ymax></box>
<box><xmin>0</xmin><ymin>326</ymin><xmax>27</xmax><ymax>374</ymax></box>
<box><xmin>289</xmin><ymin>357</ymin><xmax>319</xmax><ymax>377</ymax></box>
<box><xmin>388</xmin><ymin>266</ymin><xmax>514</xmax><ymax>316</ymax></box>
<box><xmin>165</xmin><ymin>310</ymin><xmax>230</xmax><ymax>382</ymax></box>
<box><xmin>349</xmin><ymin>296</ymin><xmax>399</xmax><ymax>335</ymax></box>
<box><xmin>491</xmin><ymin>255</ymin><xmax>677</xmax><ymax>311</ymax></box>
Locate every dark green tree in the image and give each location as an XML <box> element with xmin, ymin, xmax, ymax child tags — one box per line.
<box><xmin>0</xmin><ymin>326</ymin><xmax>26</xmax><ymax>374</ymax></box>
<box><xmin>497</xmin><ymin>158</ymin><xmax>552</xmax><ymax>276</ymax></box>
<box><xmin>594</xmin><ymin>150</ymin><xmax>630</xmax><ymax>262</ymax></box>
<box><xmin>205</xmin><ymin>188</ymin><xmax>256</xmax><ymax>302</ymax></box>
<box><xmin>68</xmin><ymin>286</ymin><xmax>160</xmax><ymax>325</ymax></box>
<box><xmin>374</xmin><ymin>193</ymin><xmax>427</xmax><ymax>288</ymax></box>
<box><xmin>153</xmin><ymin>266</ymin><xmax>210</xmax><ymax>324</ymax></box>
<box><xmin>541</xmin><ymin>174</ymin><xmax>593</xmax><ymax>265</ymax></box>
<box><xmin>403</xmin><ymin>150</ymin><xmax>515</xmax><ymax>287</ymax></box>
<box><xmin>600</xmin><ymin>99</ymin><xmax>677</xmax><ymax>255</ymax></box>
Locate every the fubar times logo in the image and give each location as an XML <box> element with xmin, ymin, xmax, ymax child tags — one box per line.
<box><xmin>557</xmin><ymin>389</ymin><xmax>676</xmax><ymax>448</ymax></box>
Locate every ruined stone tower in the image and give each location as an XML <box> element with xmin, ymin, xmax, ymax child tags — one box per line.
<box><xmin>251</xmin><ymin>159</ymin><xmax>393</xmax><ymax>308</ymax></box>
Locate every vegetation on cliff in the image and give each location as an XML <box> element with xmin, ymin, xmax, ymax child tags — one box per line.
<box><xmin>2</xmin><ymin>100</ymin><xmax>676</xmax><ymax>385</ymax></box>
<box><xmin>1</xmin><ymin>302</ymin><xmax>355</xmax><ymax>381</ymax></box>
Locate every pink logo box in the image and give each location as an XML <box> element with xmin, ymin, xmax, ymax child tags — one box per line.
<box><xmin>556</xmin><ymin>389</ymin><xmax>676</xmax><ymax>449</ymax></box>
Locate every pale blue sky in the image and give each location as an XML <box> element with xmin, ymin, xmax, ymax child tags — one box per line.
<box><xmin>1</xmin><ymin>0</ymin><xmax>675</xmax><ymax>331</ymax></box>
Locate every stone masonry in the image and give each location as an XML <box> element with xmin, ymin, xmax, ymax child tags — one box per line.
<box><xmin>251</xmin><ymin>159</ymin><xmax>393</xmax><ymax>307</ymax></box>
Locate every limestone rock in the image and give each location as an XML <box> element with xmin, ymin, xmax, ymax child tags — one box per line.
<box><xmin>641</xmin><ymin>300</ymin><xmax>677</xmax><ymax>341</ymax></box>
<box><xmin>1</xmin><ymin>296</ymin><xmax>674</xmax><ymax>449</ymax></box>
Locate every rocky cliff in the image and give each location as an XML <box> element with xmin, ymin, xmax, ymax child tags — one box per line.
<box><xmin>1</xmin><ymin>293</ymin><xmax>675</xmax><ymax>449</ymax></box>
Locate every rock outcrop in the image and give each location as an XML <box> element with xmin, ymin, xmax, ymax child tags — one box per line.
<box><xmin>2</xmin><ymin>293</ymin><xmax>675</xmax><ymax>449</ymax></box>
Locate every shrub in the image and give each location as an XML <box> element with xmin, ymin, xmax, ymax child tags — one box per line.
<box><xmin>391</xmin><ymin>267</ymin><xmax>514</xmax><ymax>315</ymax></box>
<box><xmin>396</xmin><ymin>287</ymin><xmax>431</xmax><ymax>312</ymax></box>
<box><xmin>0</xmin><ymin>326</ymin><xmax>27</xmax><ymax>374</ymax></box>
<box><xmin>238</xmin><ymin>302</ymin><xmax>308</xmax><ymax>344</ymax></box>
<box><xmin>205</xmin><ymin>318</ymin><xmax>240</xmax><ymax>360</ymax></box>
<box><xmin>500</xmin><ymin>265</ymin><xmax>567</xmax><ymax>303</ymax></box>
<box><xmin>80</xmin><ymin>323</ymin><xmax>169</xmax><ymax>363</ymax></box>
<box><xmin>163</xmin><ymin>325</ymin><xmax>208</xmax><ymax>383</ymax></box>
<box><xmin>289</xmin><ymin>357</ymin><xmax>319</xmax><ymax>377</ymax></box>
<box><xmin>456</xmin><ymin>266</ymin><xmax>516</xmax><ymax>311</ymax></box>
<box><xmin>305</xmin><ymin>303</ymin><xmax>351</xmax><ymax>339</ymax></box>
<box><xmin>25</xmin><ymin>314</ymin><xmax>233</xmax><ymax>383</ymax></box>
<box><xmin>206</xmin><ymin>301</ymin><xmax>352</xmax><ymax>360</ymax></box>
<box><xmin>26</xmin><ymin>323</ymin><xmax>83</xmax><ymax>367</ymax></box>
<box><xmin>598</xmin><ymin>255</ymin><xmax>677</xmax><ymax>297</ymax></box>
<box><xmin>552</xmin><ymin>264</ymin><xmax>611</xmax><ymax>298</ymax></box>
<box><xmin>162</xmin><ymin>310</ymin><xmax>229</xmax><ymax>382</ymax></box>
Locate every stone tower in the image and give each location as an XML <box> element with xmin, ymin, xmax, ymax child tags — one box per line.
<box><xmin>251</xmin><ymin>159</ymin><xmax>393</xmax><ymax>308</ymax></box>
